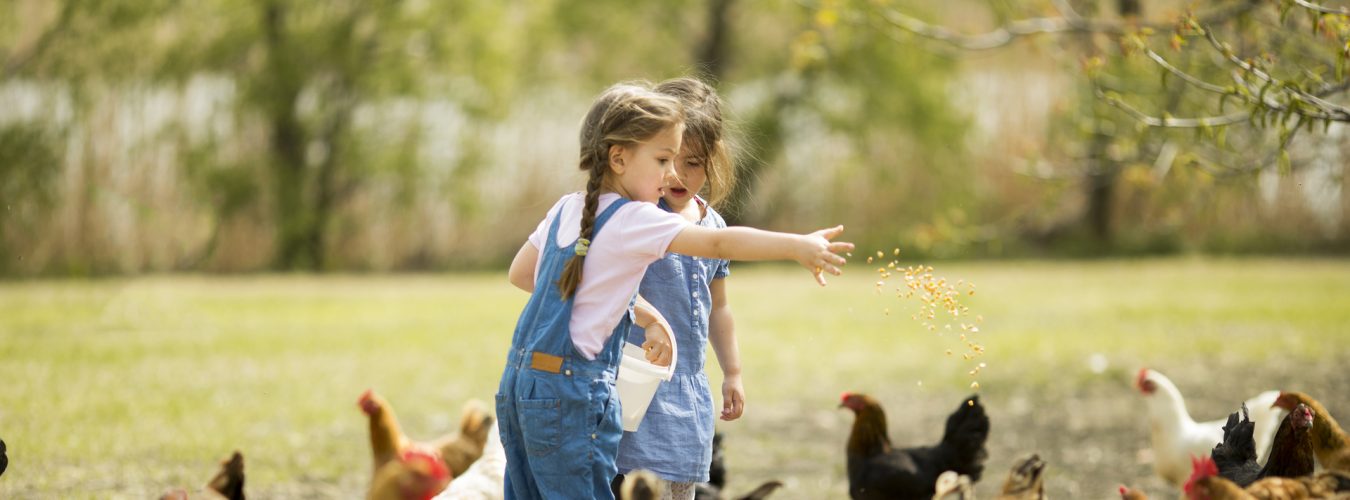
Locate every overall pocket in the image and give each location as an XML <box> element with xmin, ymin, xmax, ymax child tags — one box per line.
<box><xmin>518</xmin><ymin>398</ymin><xmax>561</xmax><ymax>456</ymax></box>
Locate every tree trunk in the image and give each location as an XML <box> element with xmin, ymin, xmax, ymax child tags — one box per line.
<box><xmin>697</xmin><ymin>0</ymin><xmax>734</xmax><ymax>80</ymax></box>
<box><xmin>261</xmin><ymin>0</ymin><xmax>312</xmax><ymax>270</ymax></box>
<box><xmin>1078</xmin><ymin>0</ymin><xmax>1139</xmax><ymax>248</ymax></box>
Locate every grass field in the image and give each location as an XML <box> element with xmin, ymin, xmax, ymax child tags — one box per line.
<box><xmin>1</xmin><ymin>258</ymin><xmax>1348</xmax><ymax>498</ymax></box>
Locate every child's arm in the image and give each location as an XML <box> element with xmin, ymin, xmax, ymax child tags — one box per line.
<box><xmin>508</xmin><ymin>242</ymin><xmax>540</xmax><ymax>292</ymax></box>
<box><xmin>707</xmin><ymin>277</ymin><xmax>744</xmax><ymax>421</ymax></box>
<box><xmin>632</xmin><ymin>295</ymin><xmax>674</xmax><ymax>367</ymax></box>
<box><xmin>666</xmin><ymin>225</ymin><xmax>852</xmax><ymax>286</ymax></box>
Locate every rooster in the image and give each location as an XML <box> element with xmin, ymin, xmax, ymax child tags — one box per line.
<box><xmin>359</xmin><ymin>389</ymin><xmax>495</xmax><ymax>478</ymax></box>
<box><xmin>840</xmin><ymin>393</ymin><xmax>990</xmax><ymax>499</ymax></box>
<box><xmin>1183</xmin><ymin>455</ymin><xmax>1350</xmax><ymax>500</ymax></box>
<box><xmin>1275</xmin><ymin>391</ymin><xmax>1350</xmax><ymax>473</ymax></box>
<box><xmin>1135</xmin><ymin>368</ymin><xmax>1285</xmax><ymax>486</ymax></box>
<box><xmin>158</xmin><ymin>451</ymin><xmax>246</xmax><ymax>500</ymax></box>
<box><xmin>369</xmin><ymin>446</ymin><xmax>453</xmax><ymax>500</ymax></box>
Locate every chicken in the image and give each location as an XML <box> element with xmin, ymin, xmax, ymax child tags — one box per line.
<box><xmin>434</xmin><ymin>419</ymin><xmax>506</xmax><ymax>500</ymax></box>
<box><xmin>930</xmin><ymin>454</ymin><xmax>1043</xmax><ymax>500</ymax></box>
<box><xmin>620</xmin><ymin>470</ymin><xmax>665</xmax><ymax>500</ymax></box>
<box><xmin>840</xmin><ymin>393</ymin><xmax>990</xmax><ymax>499</ymax></box>
<box><xmin>1212</xmin><ymin>406</ymin><xmax>1263</xmax><ymax>486</ymax></box>
<box><xmin>368</xmin><ymin>446</ymin><xmax>453</xmax><ymax>500</ymax></box>
<box><xmin>688</xmin><ymin>433</ymin><xmax>784</xmax><ymax>500</ymax></box>
<box><xmin>933</xmin><ymin>471</ymin><xmax>974</xmax><ymax>500</ymax></box>
<box><xmin>697</xmin><ymin>432</ymin><xmax>728</xmax><ymax>499</ymax></box>
<box><xmin>0</xmin><ymin>438</ymin><xmax>7</xmax><ymax>478</ymax></box>
<box><xmin>1275</xmin><ymin>391</ymin><xmax>1350</xmax><ymax>473</ymax></box>
<box><xmin>158</xmin><ymin>450</ymin><xmax>246</xmax><ymax>500</ymax></box>
<box><xmin>1260</xmin><ymin>403</ymin><xmax>1317</xmax><ymax>480</ymax></box>
<box><xmin>996</xmin><ymin>453</ymin><xmax>1046</xmax><ymax>500</ymax></box>
<box><xmin>1183</xmin><ymin>455</ymin><xmax>1350</xmax><ymax>500</ymax></box>
<box><xmin>1118</xmin><ymin>485</ymin><xmax>1149</xmax><ymax>500</ymax></box>
<box><xmin>359</xmin><ymin>389</ymin><xmax>495</xmax><ymax>478</ymax></box>
<box><xmin>1135</xmin><ymin>368</ymin><xmax>1285</xmax><ymax>486</ymax></box>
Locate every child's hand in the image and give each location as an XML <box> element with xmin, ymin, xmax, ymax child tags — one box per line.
<box><xmin>640</xmin><ymin>320</ymin><xmax>674</xmax><ymax>367</ymax></box>
<box><xmin>720</xmin><ymin>373</ymin><xmax>745</xmax><ymax>421</ymax></box>
<box><xmin>797</xmin><ymin>225</ymin><xmax>854</xmax><ymax>286</ymax></box>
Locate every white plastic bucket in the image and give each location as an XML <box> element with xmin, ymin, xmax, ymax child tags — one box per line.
<box><xmin>616</xmin><ymin>341</ymin><xmax>677</xmax><ymax>432</ymax></box>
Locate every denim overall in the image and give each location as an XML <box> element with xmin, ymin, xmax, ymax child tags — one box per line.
<box><xmin>496</xmin><ymin>197</ymin><xmax>633</xmax><ymax>500</ymax></box>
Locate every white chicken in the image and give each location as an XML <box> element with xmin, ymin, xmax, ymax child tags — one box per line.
<box><xmin>1135</xmin><ymin>368</ymin><xmax>1286</xmax><ymax>487</ymax></box>
<box><xmin>433</xmin><ymin>420</ymin><xmax>505</xmax><ymax>500</ymax></box>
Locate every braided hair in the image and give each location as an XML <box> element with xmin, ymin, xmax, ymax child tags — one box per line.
<box><xmin>557</xmin><ymin>83</ymin><xmax>684</xmax><ymax>299</ymax></box>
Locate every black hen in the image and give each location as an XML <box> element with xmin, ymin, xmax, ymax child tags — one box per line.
<box><xmin>841</xmin><ymin>393</ymin><xmax>990</xmax><ymax>500</ymax></box>
<box><xmin>693</xmin><ymin>433</ymin><xmax>784</xmax><ymax>500</ymax></box>
<box><xmin>1258</xmin><ymin>403</ymin><xmax>1316</xmax><ymax>479</ymax></box>
<box><xmin>0</xmin><ymin>438</ymin><xmax>7</xmax><ymax>478</ymax></box>
<box><xmin>1212</xmin><ymin>404</ymin><xmax>1262</xmax><ymax>486</ymax></box>
<box><xmin>694</xmin><ymin>433</ymin><xmax>727</xmax><ymax>499</ymax></box>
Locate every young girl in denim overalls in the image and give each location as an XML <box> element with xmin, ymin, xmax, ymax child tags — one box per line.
<box><xmin>498</xmin><ymin>81</ymin><xmax>855</xmax><ymax>500</ymax></box>
<box><xmin>614</xmin><ymin>77</ymin><xmax>744</xmax><ymax>500</ymax></box>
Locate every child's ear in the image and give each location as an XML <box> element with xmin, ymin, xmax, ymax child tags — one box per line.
<box><xmin>608</xmin><ymin>144</ymin><xmax>627</xmax><ymax>174</ymax></box>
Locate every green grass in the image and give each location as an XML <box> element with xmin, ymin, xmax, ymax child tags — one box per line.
<box><xmin>1</xmin><ymin>258</ymin><xmax>1348</xmax><ymax>498</ymax></box>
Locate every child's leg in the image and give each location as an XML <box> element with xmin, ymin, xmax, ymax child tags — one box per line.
<box><xmin>663</xmin><ymin>481</ymin><xmax>697</xmax><ymax>500</ymax></box>
<box><xmin>496</xmin><ymin>371</ymin><xmax>543</xmax><ymax>500</ymax></box>
<box><xmin>513</xmin><ymin>371</ymin><xmax>624</xmax><ymax>498</ymax></box>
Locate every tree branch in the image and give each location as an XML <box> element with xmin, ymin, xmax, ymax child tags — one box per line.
<box><xmin>1096</xmin><ymin>88</ymin><xmax>1251</xmax><ymax>127</ymax></box>
<box><xmin>868</xmin><ymin>0</ymin><xmax>1260</xmax><ymax>51</ymax></box>
<box><xmin>1200</xmin><ymin>23</ymin><xmax>1350</xmax><ymax>121</ymax></box>
<box><xmin>1290</xmin><ymin>0</ymin><xmax>1350</xmax><ymax>15</ymax></box>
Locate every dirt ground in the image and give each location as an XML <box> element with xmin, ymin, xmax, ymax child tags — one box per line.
<box><xmin>714</xmin><ymin>358</ymin><xmax>1349</xmax><ymax>499</ymax></box>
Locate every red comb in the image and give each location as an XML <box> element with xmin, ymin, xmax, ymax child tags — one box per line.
<box><xmin>1183</xmin><ymin>455</ymin><xmax>1218</xmax><ymax>495</ymax></box>
<box><xmin>402</xmin><ymin>446</ymin><xmax>451</xmax><ymax>481</ymax></box>
<box><xmin>1118</xmin><ymin>485</ymin><xmax>1128</xmax><ymax>498</ymax></box>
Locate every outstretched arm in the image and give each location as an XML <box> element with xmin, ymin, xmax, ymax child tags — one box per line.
<box><xmin>707</xmin><ymin>278</ymin><xmax>744</xmax><ymax>421</ymax></box>
<box><xmin>666</xmin><ymin>225</ymin><xmax>853</xmax><ymax>286</ymax></box>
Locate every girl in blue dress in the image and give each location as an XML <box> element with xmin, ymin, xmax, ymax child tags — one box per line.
<box><xmin>614</xmin><ymin>77</ymin><xmax>744</xmax><ymax>500</ymax></box>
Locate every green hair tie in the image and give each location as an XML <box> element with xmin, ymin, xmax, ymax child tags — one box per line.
<box><xmin>574</xmin><ymin>238</ymin><xmax>591</xmax><ymax>256</ymax></box>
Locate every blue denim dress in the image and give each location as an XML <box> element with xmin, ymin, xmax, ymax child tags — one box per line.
<box><xmin>496</xmin><ymin>198</ymin><xmax>634</xmax><ymax>500</ymax></box>
<box><xmin>615</xmin><ymin>199</ymin><xmax>729</xmax><ymax>483</ymax></box>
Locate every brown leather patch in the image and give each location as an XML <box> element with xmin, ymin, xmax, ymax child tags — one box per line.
<box><xmin>530</xmin><ymin>352</ymin><xmax>564</xmax><ymax>374</ymax></box>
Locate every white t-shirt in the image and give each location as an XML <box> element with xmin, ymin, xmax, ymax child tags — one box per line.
<box><xmin>527</xmin><ymin>192</ymin><xmax>688</xmax><ymax>359</ymax></box>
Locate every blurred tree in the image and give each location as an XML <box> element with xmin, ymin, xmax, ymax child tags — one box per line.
<box><xmin>861</xmin><ymin>0</ymin><xmax>1349</xmax><ymax>250</ymax></box>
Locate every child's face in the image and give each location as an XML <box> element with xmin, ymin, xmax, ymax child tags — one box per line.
<box><xmin>663</xmin><ymin>142</ymin><xmax>708</xmax><ymax>211</ymax></box>
<box><xmin>614</xmin><ymin>125</ymin><xmax>682</xmax><ymax>203</ymax></box>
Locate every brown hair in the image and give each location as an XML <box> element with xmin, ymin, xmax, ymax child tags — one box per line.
<box><xmin>655</xmin><ymin>77</ymin><xmax>735</xmax><ymax>208</ymax></box>
<box><xmin>557</xmin><ymin>82</ymin><xmax>684</xmax><ymax>299</ymax></box>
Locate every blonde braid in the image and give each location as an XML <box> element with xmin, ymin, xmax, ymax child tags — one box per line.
<box><xmin>558</xmin><ymin>165</ymin><xmax>604</xmax><ymax>299</ymax></box>
<box><xmin>555</xmin><ymin>82</ymin><xmax>684</xmax><ymax>300</ymax></box>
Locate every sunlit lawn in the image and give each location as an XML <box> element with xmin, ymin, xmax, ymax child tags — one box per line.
<box><xmin>2</xmin><ymin>258</ymin><xmax>1348</xmax><ymax>498</ymax></box>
